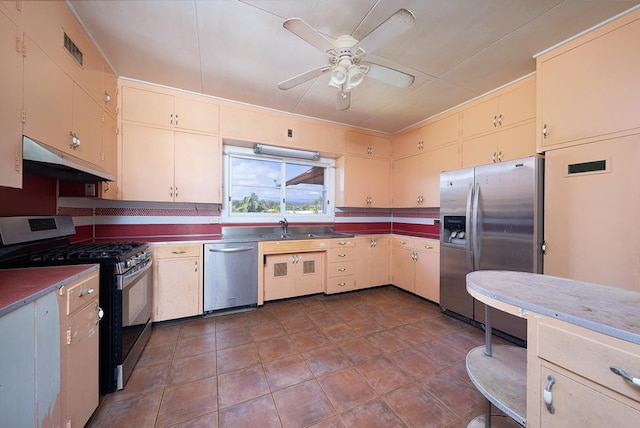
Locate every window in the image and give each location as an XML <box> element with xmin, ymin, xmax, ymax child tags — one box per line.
<box><xmin>223</xmin><ymin>146</ymin><xmax>335</xmax><ymax>222</ymax></box>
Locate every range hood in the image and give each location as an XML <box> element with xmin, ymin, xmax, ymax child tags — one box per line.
<box><xmin>22</xmin><ymin>136</ymin><xmax>115</xmax><ymax>182</ymax></box>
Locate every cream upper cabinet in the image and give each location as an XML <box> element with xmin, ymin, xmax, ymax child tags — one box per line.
<box><xmin>462</xmin><ymin>76</ymin><xmax>535</xmax><ymax>139</ymax></box>
<box><xmin>393</xmin><ymin>113</ymin><xmax>459</xmax><ymax>160</ymax></box>
<box><xmin>0</xmin><ymin>5</ymin><xmax>22</xmax><ymax>188</ymax></box>
<box><xmin>119</xmin><ymin>81</ymin><xmax>222</xmax><ymax>203</ymax></box>
<box><xmin>23</xmin><ymin>36</ymin><xmax>103</xmax><ymax>166</ymax></box>
<box><xmin>121</xmin><ymin>123</ymin><xmax>221</xmax><ymax>203</ymax></box>
<box><xmin>537</xmin><ymin>9</ymin><xmax>640</xmax><ymax>151</ymax></box>
<box><xmin>392</xmin><ymin>143</ymin><xmax>459</xmax><ymax>208</ymax></box>
<box><xmin>461</xmin><ymin>120</ymin><xmax>535</xmax><ymax>167</ymax></box>
<box><xmin>221</xmin><ymin>104</ymin><xmax>346</xmax><ymax>155</ymax></box>
<box><xmin>346</xmin><ymin>130</ymin><xmax>391</xmax><ymax>158</ymax></box>
<box><xmin>121</xmin><ymin>84</ymin><xmax>220</xmax><ymax>134</ymax></box>
<box><xmin>336</xmin><ymin>155</ymin><xmax>391</xmax><ymax>208</ymax></box>
<box><xmin>152</xmin><ymin>244</ymin><xmax>203</xmax><ymax>322</ymax></box>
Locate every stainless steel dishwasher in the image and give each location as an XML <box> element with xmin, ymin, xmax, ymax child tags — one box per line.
<box><xmin>203</xmin><ymin>241</ymin><xmax>258</xmax><ymax>312</ymax></box>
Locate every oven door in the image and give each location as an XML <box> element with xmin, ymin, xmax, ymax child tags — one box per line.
<box><xmin>117</xmin><ymin>259</ymin><xmax>152</xmax><ymax>389</ymax></box>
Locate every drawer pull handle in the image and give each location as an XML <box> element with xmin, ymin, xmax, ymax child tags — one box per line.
<box><xmin>338</xmin><ymin>282</ymin><xmax>346</xmax><ymax>287</ymax></box>
<box><xmin>172</xmin><ymin>250</ymin><xmax>187</xmax><ymax>254</ymax></box>
<box><xmin>79</xmin><ymin>288</ymin><xmax>94</xmax><ymax>297</ymax></box>
<box><xmin>544</xmin><ymin>375</ymin><xmax>555</xmax><ymax>414</ymax></box>
<box><xmin>425</xmin><ymin>245</ymin><xmax>433</xmax><ymax>249</ymax></box>
<box><xmin>338</xmin><ymin>268</ymin><xmax>346</xmax><ymax>272</ymax></box>
<box><xmin>338</xmin><ymin>254</ymin><xmax>346</xmax><ymax>257</ymax></box>
<box><xmin>610</xmin><ymin>366</ymin><xmax>640</xmax><ymax>387</ymax></box>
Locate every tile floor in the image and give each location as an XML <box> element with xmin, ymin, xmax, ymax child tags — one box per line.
<box><xmin>89</xmin><ymin>286</ymin><xmax>518</xmax><ymax>428</ymax></box>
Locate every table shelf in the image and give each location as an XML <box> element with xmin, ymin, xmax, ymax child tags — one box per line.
<box><xmin>466</xmin><ymin>345</ymin><xmax>527</xmax><ymax>427</ymax></box>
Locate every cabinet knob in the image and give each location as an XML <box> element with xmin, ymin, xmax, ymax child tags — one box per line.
<box><xmin>542</xmin><ymin>123</ymin><xmax>548</xmax><ymax>139</ymax></box>
<box><xmin>497</xmin><ymin>114</ymin><xmax>502</xmax><ymax>126</ymax></box>
<box><xmin>79</xmin><ymin>288</ymin><xmax>94</xmax><ymax>297</ymax></box>
<box><xmin>95</xmin><ymin>304</ymin><xmax>104</xmax><ymax>325</ymax></box>
<box><xmin>493</xmin><ymin>115</ymin><xmax>497</xmax><ymax>127</ymax></box>
<box><xmin>104</xmin><ymin>91</ymin><xmax>111</xmax><ymax>104</ymax></box>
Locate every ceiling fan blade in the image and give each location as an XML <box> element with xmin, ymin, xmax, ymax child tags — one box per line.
<box><xmin>353</xmin><ymin>9</ymin><xmax>415</xmax><ymax>55</ymax></box>
<box><xmin>361</xmin><ymin>62</ymin><xmax>415</xmax><ymax>88</ymax></box>
<box><xmin>336</xmin><ymin>91</ymin><xmax>350</xmax><ymax>111</ymax></box>
<box><xmin>278</xmin><ymin>65</ymin><xmax>331</xmax><ymax>90</ymax></box>
<box><xmin>283</xmin><ymin>18</ymin><xmax>336</xmax><ymax>54</ymax></box>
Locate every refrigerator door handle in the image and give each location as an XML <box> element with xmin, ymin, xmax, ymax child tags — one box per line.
<box><xmin>472</xmin><ymin>183</ymin><xmax>481</xmax><ymax>271</ymax></box>
<box><xmin>466</xmin><ymin>183</ymin><xmax>474</xmax><ymax>270</ymax></box>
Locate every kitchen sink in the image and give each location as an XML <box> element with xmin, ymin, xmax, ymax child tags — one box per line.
<box><xmin>223</xmin><ymin>226</ymin><xmax>350</xmax><ymax>242</ymax></box>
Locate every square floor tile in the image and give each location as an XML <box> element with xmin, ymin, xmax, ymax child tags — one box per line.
<box><xmin>156</xmin><ymin>376</ymin><xmax>218</xmax><ymax>426</ymax></box>
<box><xmin>263</xmin><ymin>354</ymin><xmax>314</xmax><ymax>391</ymax></box>
<box><xmin>317</xmin><ymin>367</ymin><xmax>377</xmax><ymax>412</ymax></box>
<box><xmin>218</xmin><ymin>394</ymin><xmax>280</xmax><ymax>428</ymax></box>
<box><xmin>355</xmin><ymin>356</ymin><xmax>413</xmax><ymax>395</ymax></box>
<box><xmin>340</xmin><ymin>398</ymin><xmax>407</xmax><ymax>428</ymax></box>
<box><xmin>217</xmin><ymin>343</ymin><xmax>260</xmax><ymax>373</ymax></box>
<box><xmin>273</xmin><ymin>379</ymin><xmax>336</xmax><ymax>427</ymax></box>
<box><xmin>302</xmin><ymin>345</ymin><xmax>352</xmax><ymax>377</ymax></box>
<box><xmin>385</xmin><ymin>382</ymin><xmax>457</xmax><ymax>428</ymax></box>
<box><xmin>218</xmin><ymin>365</ymin><xmax>270</xmax><ymax>408</ymax></box>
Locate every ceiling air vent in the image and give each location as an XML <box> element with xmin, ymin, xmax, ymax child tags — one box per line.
<box><xmin>64</xmin><ymin>33</ymin><xmax>83</xmax><ymax>66</ymax></box>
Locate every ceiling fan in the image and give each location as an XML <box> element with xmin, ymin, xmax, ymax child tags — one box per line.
<box><xmin>277</xmin><ymin>9</ymin><xmax>416</xmax><ymax>111</ymax></box>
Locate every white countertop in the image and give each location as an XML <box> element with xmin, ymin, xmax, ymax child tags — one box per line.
<box><xmin>466</xmin><ymin>270</ymin><xmax>640</xmax><ymax>345</ymax></box>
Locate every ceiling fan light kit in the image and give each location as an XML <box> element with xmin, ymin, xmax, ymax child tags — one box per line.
<box><xmin>278</xmin><ymin>9</ymin><xmax>416</xmax><ymax>111</ymax></box>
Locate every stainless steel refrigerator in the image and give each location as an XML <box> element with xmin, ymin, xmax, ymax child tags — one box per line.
<box><xmin>439</xmin><ymin>156</ymin><xmax>544</xmax><ymax>342</ymax></box>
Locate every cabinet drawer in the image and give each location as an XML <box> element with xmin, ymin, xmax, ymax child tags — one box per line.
<box><xmin>327</xmin><ymin>247</ymin><xmax>354</xmax><ymax>263</ymax></box>
<box><xmin>330</xmin><ymin>238</ymin><xmax>354</xmax><ymax>248</ymax></box>
<box><xmin>155</xmin><ymin>244</ymin><xmax>201</xmax><ymax>258</ymax></box>
<box><xmin>415</xmin><ymin>240</ymin><xmax>439</xmax><ymax>253</ymax></box>
<box><xmin>392</xmin><ymin>236</ymin><xmax>415</xmax><ymax>249</ymax></box>
<box><xmin>65</xmin><ymin>272</ymin><xmax>99</xmax><ymax>315</ymax></box>
<box><xmin>328</xmin><ymin>261</ymin><xmax>355</xmax><ymax>278</ymax></box>
<box><xmin>326</xmin><ymin>276</ymin><xmax>355</xmax><ymax>294</ymax></box>
<box><xmin>538</xmin><ymin>321</ymin><xmax>640</xmax><ymax>402</ymax></box>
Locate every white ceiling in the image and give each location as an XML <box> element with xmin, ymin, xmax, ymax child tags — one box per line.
<box><xmin>68</xmin><ymin>0</ymin><xmax>639</xmax><ymax>134</ymax></box>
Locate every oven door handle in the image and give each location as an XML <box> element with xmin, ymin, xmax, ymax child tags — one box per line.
<box><xmin>118</xmin><ymin>259</ymin><xmax>152</xmax><ymax>291</ymax></box>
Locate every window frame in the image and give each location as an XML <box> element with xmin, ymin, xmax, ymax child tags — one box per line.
<box><xmin>222</xmin><ymin>145</ymin><xmax>335</xmax><ymax>224</ymax></box>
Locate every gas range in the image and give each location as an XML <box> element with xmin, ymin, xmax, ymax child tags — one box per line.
<box><xmin>0</xmin><ymin>216</ymin><xmax>153</xmax><ymax>393</ymax></box>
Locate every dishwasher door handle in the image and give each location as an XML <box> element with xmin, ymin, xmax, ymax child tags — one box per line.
<box><xmin>208</xmin><ymin>246</ymin><xmax>256</xmax><ymax>253</ymax></box>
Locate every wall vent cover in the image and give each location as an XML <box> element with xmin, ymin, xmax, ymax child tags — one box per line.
<box><xmin>64</xmin><ymin>33</ymin><xmax>83</xmax><ymax>66</ymax></box>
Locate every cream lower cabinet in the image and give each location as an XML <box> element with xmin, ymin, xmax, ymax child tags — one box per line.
<box><xmin>152</xmin><ymin>244</ymin><xmax>203</xmax><ymax>322</ymax></box>
<box><xmin>354</xmin><ymin>236</ymin><xmax>390</xmax><ymax>290</ymax></box>
<box><xmin>326</xmin><ymin>238</ymin><xmax>355</xmax><ymax>294</ymax></box>
<box><xmin>414</xmin><ymin>240</ymin><xmax>440</xmax><ymax>303</ymax></box>
<box><xmin>391</xmin><ymin>236</ymin><xmax>440</xmax><ymax>302</ymax></box>
<box><xmin>121</xmin><ymin>123</ymin><xmax>221</xmax><ymax>203</ymax></box>
<box><xmin>264</xmin><ymin>252</ymin><xmax>324</xmax><ymax>300</ymax></box>
<box><xmin>61</xmin><ymin>270</ymin><xmax>101</xmax><ymax>428</ymax></box>
<box><xmin>529</xmin><ymin>317</ymin><xmax>640</xmax><ymax>427</ymax></box>
<box><xmin>391</xmin><ymin>237</ymin><xmax>416</xmax><ymax>293</ymax></box>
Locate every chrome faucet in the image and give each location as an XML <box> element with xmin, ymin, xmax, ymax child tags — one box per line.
<box><xmin>279</xmin><ymin>218</ymin><xmax>289</xmax><ymax>235</ymax></box>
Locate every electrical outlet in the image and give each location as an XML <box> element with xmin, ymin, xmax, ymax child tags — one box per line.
<box><xmin>84</xmin><ymin>183</ymin><xmax>96</xmax><ymax>197</ymax></box>
<box><xmin>209</xmin><ymin>217</ymin><xmax>220</xmax><ymax>224</ymax></box>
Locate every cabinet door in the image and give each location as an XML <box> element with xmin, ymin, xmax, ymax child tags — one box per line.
<box><xmin>174</xmin><ymin>96</ymin><xmax>220</xmax><ymax>134</ymax></box>
<box><xmin>498</xmin><ymin>78</ymin><xmax>535</xmax><ymax>128</ymax></box>
<box><xmin>539</xmin><ymin>365</ymin><xmax>640</xmax><ymax>427</ymax></box>
<box><xmin>23</xmin><ymin>36</ymin><xmax>73</xmax><ymax>154</ymax></box>
<box><xmin>393</xmin><ymin>127</ymin><xmax>425</xmax><ymax>159</ymax></box>
<box><xmin>72</xmin><ymin>83</ymin><xmax>103</xmax><ymax>166</ymax></box>
<box><xmin>496</xmin><ymin>121</ymin><xmax>536</xmax><ymax>163</ymax></box>
<box><xmin>392</xmin><ymin>154</ymin><xmax>424</xmax><ymax>207</ymax></box>
<box><xmin>461</xmin><ymin>133</ymin><xmax>497</xmax><ymax>168</ymax></box>
<box><xmin>356</xmin><ymin>237</ymin><xmax>391</xmax><ymax>289</ymax></box>
<box><xmin>391</xmin><ymin>247</ymin><xmax>415</xmax><ymax>293</ymax></box>
<box><xmin>174</xmin><ymin>132</ymin><xmax>221</xmax><ymax>203</ymax></box>
<box><xmin>367</xmin><ymin>157</ymin><xmax>391</xmax><ymax>207</ymax></box>
<box><xmin>538</xmin><ymin>13</ymin><xmax>640</xmax><ymax>149</ymax></box>
<box><xmin>0</xmin><ymin>8</ymin><xmax>22</xmax><ymax>188</ymax></box>
<box><xmin>121</xmin><ymin>86</ymin><xmax>174</xmax><ymax>127</ymax></box>
<box><xmin>462</xmin><ymin>97</ymin><xmax>499</xmax><ymax>138</ymax></box>
<box><xmin>103</xmin><ymin>62</ymin><xmax>118</xmax><ymax>118</ymax></box>
<box><xmin>340</xmin><ymin>155</ymin><xmax>391</xmax><ymax>207</ymax></box>
<box><xmin>100</xmin><ymin>113</ymin><xmax>118</xmax><ymax>199</ymax></box>
<box><xmin>121</xmin><ymin>123</ymin><xmax>174</xmax><ymax>202</ymax></box>
<box><xmin>155</xmin><ymin>257</ymin><xmax>201</xmax><ymax>321</ymax></box>
<box><xmin>264</xmin><ymin>254</ymin><xmax>296</xmax><ymax>301</ymax></box>
<box><xmin>414</xmin><ymin>248</ymin><xmax>439</xmax><ymax>303</ymax></box>
<box><xmin>0</xmin><ymin>303</ymin><xmax>36</xmax><ymax>427</ymax></box>
<box><xmin>422</xmin><ymin>144</ymin><xmax>460</xmax><ymax>207</ymax></box>
<box><xmin>66</xmin><ymin>300</ymin><xmax>100</xmax><ymax>427</ymax></box>
<box><xmin>422</xmin><ymin>113</ymin><xmax>461</xmax><ymax>150</ymax></box>
<box><xmin>346</xmin><ymin>130</ymin><xmax>391</xmax><ymax>158</ymax></box>
<box><xmin>295</xmin><ymin>252</ymin><xmax>324</xmax><ymax>296</ymax></box>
